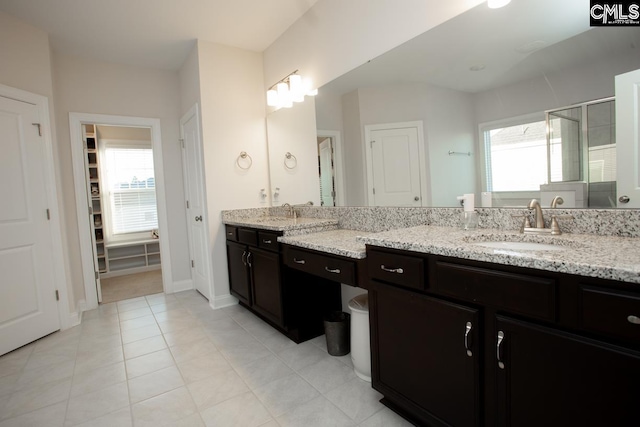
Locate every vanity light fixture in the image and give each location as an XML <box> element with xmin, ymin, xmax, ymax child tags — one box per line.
<box><xmin>487</xmin><ymin>0</ymin><xmax>510</xmax><ymax>8</ymax></box>
<box><xmin>266</xmin><ymin>70</ymin><xmax>317</xmax><ymax>109</ymax></box>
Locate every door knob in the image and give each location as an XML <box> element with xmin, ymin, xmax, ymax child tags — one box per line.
<box><xmin>414</xmin><ymin>196</ymin><xmax>420</xmax><ymax>201</ymax></box>
<box><xmin>195</xmin><ymin>215</ymin><xmax>202</xmax><ymax>221</ymax></box>
<box><xmin>619</xmin><ymin>195</ymin><xmax>630</xmax><ymax>204</ymax></box>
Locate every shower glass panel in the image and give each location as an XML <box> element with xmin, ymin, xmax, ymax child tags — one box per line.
<box><xmin>547</xmin><ymin>107</ymin><xmax>582</xmax><ymax>183</ymax></box>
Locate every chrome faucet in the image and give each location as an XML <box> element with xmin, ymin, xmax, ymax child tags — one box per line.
<box><xmin>551</xmin><ymin>196</ymin><xmax>564</xmax><ymax>209</ymax></box>
<box><xmin>528</xmin><ymin>199</ymin><xmax>545</xmax><ymax>229</ymax></box>
<box><xmin>282</xmin><ymin>203</ymin><xmax>293</xmax><ymax>218</ymax></box>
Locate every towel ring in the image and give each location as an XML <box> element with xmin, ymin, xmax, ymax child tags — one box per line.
<box><xmin>236</xmin><ymin>151</ymin><xmax>252</xmax><ymax>170</ymax></box>
<box><xmin>284</xmin><ymin>152</ymin><xmax>297</xmax><ymax>169</ymax></box>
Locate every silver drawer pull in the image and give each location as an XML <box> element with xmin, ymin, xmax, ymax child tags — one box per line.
<box><xmin>263</xmin><ymin>239</ymin><xmax>272</xmax><ymax>244</ymax></box>
<box><xmin>293</xmin><ymin>258</ymin><xmax>306</xmax><ymax>264</ymax></box>
<box><xmin>381</xmin><ymin>265</ymin><xmax>404</xmax><ymax>274</ymax></box>
<box><xmin>325</xmin><ymin>267</ymin><xmax>341</xmax><ymax>274</ymax></box>
<box><xmin>628</xmin><ymin>315</ymin><xmax>640</xmax><ymax>325</ymax></box>
<box><xmin>497</xmin><ymin>331</ymin><xmax>505</xmax><ymax>369</ymax></box>
<box><xmin>464</xmin><ymin>321</ymin><xmax>473</xmax><ymax>357</ymax></box>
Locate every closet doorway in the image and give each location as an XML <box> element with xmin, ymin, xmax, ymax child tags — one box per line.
<box><xmin>70</xmin><ymin>114</ymin><xmax>173</xmax><ymax>309</ymax></box>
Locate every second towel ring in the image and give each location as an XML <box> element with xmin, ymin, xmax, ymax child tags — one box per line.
<box><xmin>236</xmin><ymin>151</ymin><xmax>252</xmax><ymax>170</ymax></box>
<box><xmin>284</xmin><ymin>152</ymin><xmax>297</xmax><ymax>169</ymax></box>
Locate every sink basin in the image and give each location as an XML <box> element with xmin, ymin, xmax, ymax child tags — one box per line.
<box><xmin>472</xmin><ymin>241</ymin><xmax>566</xmax><ymax>251</ymax></box>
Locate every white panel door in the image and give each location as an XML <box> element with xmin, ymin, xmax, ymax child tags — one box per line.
<box><xmin>616</xmin><ymin>68</ymin><xmax>640</xmax><ymax>208</ymax></box>
<box><xmin>181</xmin><ymin>106</ymin><xmax>211</xmax><ymax>299</ymax></box>
<box><xmin>0</xmin><ymin>95</ymin><xmax>59</xmax><ymax>356</ymax></box>
<box><xmin>370</xmin><ymin>127</ymin><xmax>423</xmax><ymax>206</ymax></box>
<box><xmin>319</xmin><ymin>138</ymin><xmax>336</xmax><ymax>206</ymax></box>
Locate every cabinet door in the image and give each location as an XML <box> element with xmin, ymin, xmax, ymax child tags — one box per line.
<box><xmin>226</xmin><ymin>241</ymin><xmax>251</xmax><ymax>305</ymax></box>
<box><xmin>496</xmin><ymin>315</ymin><xmax>640</xmax><ymax>427</ymax></box>
<box><xmin>374</xmin><ymin>281</ymin><xmax>480</xmax><ymax>427</ymax></box>
<box><xmin>249</xmin><ymin>247</ymin><xmax>283</xmax><ymax>327</ymax></box>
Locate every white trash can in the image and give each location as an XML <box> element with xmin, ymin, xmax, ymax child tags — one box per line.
<box><xmin>348</xmin><ymin>293</ymin><xmax>371</xmax><ymax>382</ymax></box>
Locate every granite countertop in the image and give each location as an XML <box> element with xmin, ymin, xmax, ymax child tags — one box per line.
<box><xmin>278</xmin><ymin>229</ymin><xmax>370</xmax><ymax>259</ymax></box>
<box><xmin>223</xmin><ymin>216</ymin><xmax>338</xmax><ymax>234</ymax></box>
<box><xmin>358</xmin><ymin>225</ymin><xmax>640</xmax><ymax>284</ymax></box>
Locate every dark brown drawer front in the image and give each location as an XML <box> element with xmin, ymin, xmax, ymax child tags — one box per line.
<box><xmin>367</xmin><ymin>250</ymin><xmax>425</xmax><ymax>290</ymax></box>
<box><xmin>435</xmin><ymin>261</ymin><xmax>556</xmax><ymax>322</ymax></box>
<box><xmin>237</xmin><ymin>228</ymin><xmax>257</xmax><ymax>246</ymax></box>
<box><xmin>258</xmin><ymin>231</ymin><xmax>280</xmax><ymax>252</ymax></box>
<box><xmin>284</xmin><ymin>246</ymin><xmax>356</xmax><ymax>286</ymax></box>
<box><xmin>225</xmin><ymin>225</ymin><xmax>238</xmax><ymax>241</ymax></box>
<box><xmin>580</xmin><ymin>286</ymin><xmax>640</xmax><ymax>345</ymax></box>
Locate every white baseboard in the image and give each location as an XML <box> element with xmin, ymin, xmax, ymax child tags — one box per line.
<box><xmin>170</xmin><ymin>279</ymin><xmax>193</xmax><ymax>294</ymax></box>
<box><xmin>66</xmin><ymin>299</ymin><xmax>85</xmax><ymax>329</ymax></box>
<box><xmin>210</xmin><ymin>293</ymin><xmax>238</xmax><ymax>310</ymax></box>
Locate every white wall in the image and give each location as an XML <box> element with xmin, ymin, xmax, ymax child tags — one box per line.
<box><xmin>179</xmin><ymin>44</ymin><xmax>201</xmax><ymax>116</ymax></box>
<box><xmin>51</xmin><ymin>53</ymin><xmax>191</xmax><ymax>305</ymax></box>
<box><xmin>263</xmin><ymin>0</ymin><xmax>484</xmax><ymax>91</ymax></box>
<box><xmin>196</xmin><ymin>40</ymin><xmax>270</xmax><ymax>306</ymax></box>
<box><xmin>342</xmin><ymin>90</ymin><xmax>366</xmax><ymax>206</ymax></box>
<box><xmin>267</xmin><ymin>100</ymin><xmax>321</xmax><ymax>206</ymax></box>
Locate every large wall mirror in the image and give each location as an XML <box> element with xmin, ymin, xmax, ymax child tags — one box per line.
<box><xmin>267</xmin><ymin>0</ymin><xmax>640</xmax><ymax>209</ymax></box>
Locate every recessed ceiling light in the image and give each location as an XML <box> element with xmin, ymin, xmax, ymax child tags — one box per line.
<box><xmin>469</xmin><ymin>64</ymin><xmax>486</xmax><ymax>72</ymax></box>
<box><xmin>488</xmin><ymin>0</ymin><xmax>511</xmax><ymax>8</ymax></box>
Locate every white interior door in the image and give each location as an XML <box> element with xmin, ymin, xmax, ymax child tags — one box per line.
<box><xmin>368</xmin><ymin>126</ymin><xmax>423</xmax><ymax>206</ymax></box>
<box><xmin>181</xmin><ymin>105</ymin><xmax>211</xmax><ymax>299</ymax></box>
<box><xmin>616</xmin><ymin>68</ymin><xmax>640</xmax><ymax>208</ymax></box>
<box><xmin>0</xmin><ymin>95</ymin><xmax>60</xmax><ymax>356</ymax></box>
<box><xmin>319</xmin><ymin>138</ymin><xmax>336</xmax><ymax>206</ymax></box>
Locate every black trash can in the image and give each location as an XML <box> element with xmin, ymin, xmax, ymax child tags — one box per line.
<box><xmin>324</xmin><ymin>311</ymin><xmax>350</xmax><ymax>356</ymax></box>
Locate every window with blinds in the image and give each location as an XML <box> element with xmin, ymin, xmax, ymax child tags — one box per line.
<box><xmin>104</xmin><ymin>147</ymin><xmax>157</xmax><ymax>235</ymax></box>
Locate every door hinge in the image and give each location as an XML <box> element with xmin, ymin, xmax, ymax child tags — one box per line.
<box><xmin>55</xmin><ymin>290</ymin><xmax>59</xmax><ymax>301</ymax></box>
<box><xmin>186</xmin><ymin>200</ymin><xmax>190</xmax><ymax>209</ymax></box>
<box><xmin>32</xmin><ymin>123</ymin><xmax>42</xmax><ymax>136</ymax></box>
<box><xmin>179</xmin><ymin>138</ymin><xmax>185</xmax><ymax>148</ymax></box>
<box><xmin>88</xmin><ymin>206</ymin><xmax>93</xmax><ymax>215</ymax></box>
<box><xmin>370</xmin><ymin>140</ymin><xmax>375</xmax><ymax>148</ymax></box>
<box><xmin>191</xmin><ymin>260</ymin><xmax>195</xmax><ymax>268</ymax></box>
<box><xmin>373</xmin><ymin>188</ymin><xmax>376</xmax><ymax>195</ymax></box>
<box><xmin>95</xmin><ymin>271</ymin><xmax>99</xmax><ymax>280</ymax></box>
<box><xmin>46</xmin><ymin>209</ymin><xmax>51</xmax><ymax>220</ymax></box>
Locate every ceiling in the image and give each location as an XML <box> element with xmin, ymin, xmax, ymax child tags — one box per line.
<box><xmin>0</xmin><ymin>0</ymin><xmax>319</xmax><ymax>70</ymax></box>
<box><xmin>320</xmin><ymin>0</ymin><xmax>640</xmax><ymax>95</ymax></box>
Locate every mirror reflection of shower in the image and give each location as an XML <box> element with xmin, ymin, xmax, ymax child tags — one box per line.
<box><xmin>317</xmin><ymin>136</ymin><xmax>336</xmax><ymax>206</ymax></box>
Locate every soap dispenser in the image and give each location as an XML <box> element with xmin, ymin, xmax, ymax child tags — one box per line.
<box><xmin>457</xmin><ymin>193</ymin><xmax>478</xmax><ymax>230</ymax></box>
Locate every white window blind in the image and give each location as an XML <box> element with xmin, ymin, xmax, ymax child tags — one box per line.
<box><xmin>104</xmin><ymin>147</ymin><xmax>157</xmax><ymax>235</ymax></box>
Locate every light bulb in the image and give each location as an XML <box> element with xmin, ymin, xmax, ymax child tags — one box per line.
<box><xmin>266</xmin><ymin>89</ymin><xmax>278</xmax><ymax>107</ymax></box>
<box><xmin>277</xmin><ymin>82</ymin><xmax>292</xmax><ymax>108</ymax></box>
<box><xmin>289</xmin><ymin>74</ymin><xmax>305</xmax><ymax>102</ymax></box>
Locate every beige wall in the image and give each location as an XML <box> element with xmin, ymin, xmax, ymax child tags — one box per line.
<box><xmin>51</xmin><ymin>53</ymin><xmax>191</xmax><ymax>308</ymax></box>
<box><xmin>179</xmin><ymin>44</ymin><xmax>201</xmax><ymax>116</ymax></box>
<box><xmin>196</xmin><ymin>40</ymin><xmax>269</xmax><ymax>305</ymax></box>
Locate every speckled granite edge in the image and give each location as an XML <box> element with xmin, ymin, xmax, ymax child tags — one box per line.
<box><xmin>278</xmin><ymin>229</ymin><xmax>369</xmax><ymax>259</ymax></box>
<box><xmin>358</xmin><ymin>226</ymin><xmax>640</xmax><ymax>284</ymax></box>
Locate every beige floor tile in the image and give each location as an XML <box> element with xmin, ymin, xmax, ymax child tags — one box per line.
<box><xmin>169</xmin><ymin>413</ymin><xmax>206</xmax><ymax>427</ymax></box>
<box><xmin>14</xmin><ymin>359</ymin><xmax>75</xmax><ymax>391</ymax></box>
<box><xmin>77</xmin><ymin>332</ymin><xmax>122</xmax><ymax>353</ymax></box>
<box><xmin>71</xmin><ymin>407</ymin><xmax>132</xmax><ymax>427</ymax></box>
<box><xmin>358</xmin><ymin>407</ymin><xmax>415</xmax><ymax>427</ymax></box>
<box><xmin>218</xmin><ymin>339</ymin><xmax>272</xmax><ymax>368</ymax></box>
<box><xmin>1</xmin><ymin>378</ymin><xmax>71</xmax><ymax>420</ymax></box>
<box><xmin>176</xmin><ymin>352</ymin><xmax>232</xmax><ymax>384</ymax></box>
<box><xmin>123</xmin><ymin>335</ymin><xmax>166</xmax><ymax>360</ymax></box>
<box><xmin>131</xmin><ymin>386</ymin><xmax>197</xmax><ymax>427</ymax></box>
<box><xmin>252</xmin><ymin>373</ymin><xmax>319</xmax><ymax>417</ymax></box>
<box><xmin>169</xmin><ymin>339</ymin><xmax>217</xmax><ymax>364</ymax></box>
<box><xmin>74</xmin><ymin>346</ymin><xmax>124</xmax><ymax>375</ymax></box>
<box><xmin>120</xmin><ymin>324</ymin><xmax>161</xmax><ymax>344</ymax></box>
<box><xmin>163</xmin><ymin>326</ymin><xmax>208</xmax><ymax>348</ymax></box>
<box><xmin>232</xmin><ymin>354</ymin><xmax>293</xmax><ymax>390</ymax></box>
<box><xmin>70</xmin><ymin>361</ymin><xmax>126</xmax><ymax>397</ymax></box>
<box><xmin>118</xmin><ymin>306</ymin><xmax>153</xmax><ymax>321</ymax></box>
<box><xmin>0</xmin><ymin>346</ymin><xmax>33</xmax><ymax>378</ymax></box>
<box><xmin>187</xmin><ymin>370</ymin><xmax>249</xmax><ymax>411</ymax></box>
<box><xmin>65</xmin><ymin>381</ymin><xmax>130</xmax><ymax>426</ymax></box>
<box><xmin>200</xmin><ymin>391</ymin><xmax>272</xmax><ymax>427</ymax></box>
<box><xmin>128</xmin><ymin>366</ymin><xmax>184</xmax><ymax>403</ymax></box>
<box><xmin>0</xmin><ymin>400</ymin><xmax>67</xmax><ymax>427</ymax></box>
<box><xmin>0</xmin><ymin>373</ymin><xmax>19</xmax><ymax>398</ymax></box>
<box><xmin>23</xmin><ymin>342</ymin><xmax>78</xmax><ymax>371</ymax></box>
<box><xmin>149</xmin><ymin>300</ymin><xmax>182</xmax><ymax>314</ymax></box>
<box><xmin>276</xmin><ymin>396</ymin><xmax>355</xmax><ymax>427</ymax></box>
<box><xmin>119</xmin><ymin>315</ymin><xmax>157</xmax><ymax>332</ymax></box>
<box><xmin>145</xmin><ymin>293</ymin><xmax>176</xmax><ymax>306</ymax></box>
<box><xmin>297</xmin><ymin>357</ymin><xmax>356</xmax><ymax>394</ymax></box>
<box><xmin>117</xmin><ymin>299</ymin><xmax>149</xmax><ymax>313</ymax></box>
<box><xmin>125</xmin><ymin>349</ymin><xmax>175</xmax><ymax>379</ymax></box>
<box><xmin>324</xmin><ymin>377</ymin><xmax>384</xmax><ymax>424</ymax></box>
<box><xmin>157</xmin><ymin>317</ymin><xmax>199</xmax><ymax>334</ymax></box>
<box><xmin>276</xmin><ymin>341</ymin><xmax>329</xmax><ymax>371</ymax></box>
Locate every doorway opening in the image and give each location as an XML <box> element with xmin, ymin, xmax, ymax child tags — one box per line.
<box><xmin>70</xmin><ymin>113</ymin><xmax>172</xmax><ymax>310</ymax></box>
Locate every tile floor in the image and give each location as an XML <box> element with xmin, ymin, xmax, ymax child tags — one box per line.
<box><xmin>0</xmin><ymin>291</ymin><xmax>413</xmax><ymax>426</ymax></box>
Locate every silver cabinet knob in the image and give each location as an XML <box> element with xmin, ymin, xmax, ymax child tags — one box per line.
<box><xmin>195</xmin><ymin>215</ymin><xmax>202</xmax><ymax>221</ymax></box>
<box><xmin>619</xmin><ymin>195</ymin><xmax>630</xmax><ymax>204</ymax></box>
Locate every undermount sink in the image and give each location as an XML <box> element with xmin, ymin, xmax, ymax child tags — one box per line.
<box><xmin>472</xmin><ymin>241</ymin><xmax>566</xmax><ymax>251</ymax></box>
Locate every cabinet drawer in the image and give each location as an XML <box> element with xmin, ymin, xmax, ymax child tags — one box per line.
<box><xmin>435</xmin><ymin>261</ymin><xmax>556</xmax><ymax>322</ymax></box>
<box><xmin>225</xmin><ymin>225</ymin><xmax>238</xmax><ymax>241</ymax></box>
<box><xmin>580</xmin><ymin>286</ymin><xmax>640</xmax><ymax>345</ymax></box>
<box><xmin>284</xmin><ymin>246</ymin><xmax>357</xmax><ymax>286</ymax></box>
<box><xmin>238</xmin><ymin>228</ymin><xmax>257</xmax><ymax>246</ymax></box>
<box><xmin>367</xmin><ymin>249</ymin><xmax>425</xmax><ymax>290</ymax></box>
<box><xmin>258</xmin><ymin>231</ymin><xmax>280</xmax><ymax>252</ymax></box>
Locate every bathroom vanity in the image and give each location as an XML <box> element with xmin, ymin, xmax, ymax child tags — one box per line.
<box><xmin>360</xmin><ymin>226</ymin><xmax>640</xmax><ymax>427</ymax></box>
<box><xmin>223</xmin><ymin>208</ymin><xmax>640</xmax><ymax>426</ymax></box>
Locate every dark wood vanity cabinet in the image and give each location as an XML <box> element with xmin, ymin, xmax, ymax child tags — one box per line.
<box><xmin>225</xmin><ymin>226</ymin><xmax>284</xmax><ymax>327</ymax></box>
<box><xmin>367</xmin><ymin>246</ymin><xmax>640</xmax><ymax>427</ymax></box>
<box><xmin>225</xmin><ymin>225</ymin><xmax>341</xmax><ymax>343</ymax></box>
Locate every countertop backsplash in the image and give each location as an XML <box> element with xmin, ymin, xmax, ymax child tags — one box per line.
<box><xmin>222</xmin><ymin>206</ymin><xmax>640</xmax><ymax>238</ymax></box>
